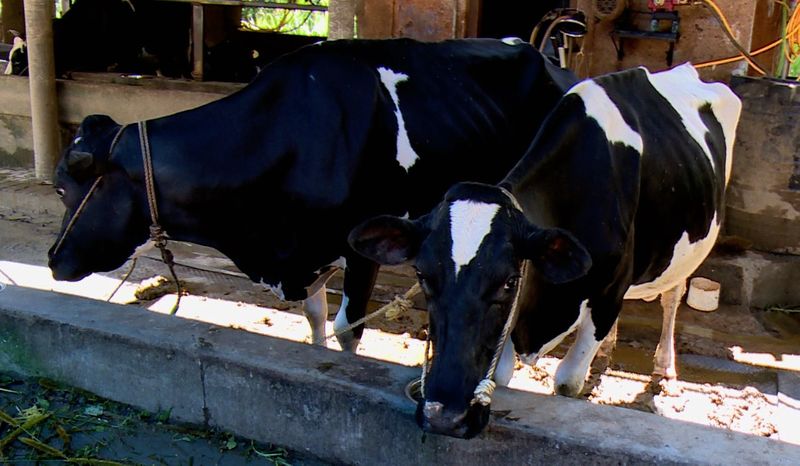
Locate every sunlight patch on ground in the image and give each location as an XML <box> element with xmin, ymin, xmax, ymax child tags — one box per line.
<box><xmin>147</xmin><ymin>293</ymin><xmax>428</xmax><ymax>368</ymax></box>
<box><xmin>0</xmin><ymin>260</ymin><xmax>138</xmax><ymax>304</ymax></box>
<box><xmin>730</xmin><ymin>345</ymin><xmax>800</xmax><ymax>371</ymax></box>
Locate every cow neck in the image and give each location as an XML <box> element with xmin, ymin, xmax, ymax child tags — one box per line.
<box><xmin>420</xmin><ymin>187</ymin><xmax>526</xmax><ymax>408</ymax></box>
<box><xmin>137</xmin><ymin>120</ymin><xmax>182</xmax><ymax>315</ymax></box>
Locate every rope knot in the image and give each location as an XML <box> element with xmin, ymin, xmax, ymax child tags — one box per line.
<box><xmin>385</xmin><ymin>295</ymin><xmax>414</xmax><ymax>320</ymax></box>
<box><xmin>472</xmin><ymin>379</ymin><xmax>497</xmax><ymax>407</ymax></box>
<box><xmin>149</xmin><ymin>224</ymin><xmax>167</xmax><ymax>247</ymax></box>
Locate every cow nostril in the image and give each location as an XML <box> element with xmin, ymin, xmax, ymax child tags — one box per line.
<box><xmin>423</xmin><ymin>401</ymin><xmax>443</xmax><ymax>419</ymax></box>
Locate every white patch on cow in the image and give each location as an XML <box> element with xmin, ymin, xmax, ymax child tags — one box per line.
<box><xmin>501</xmin><ymin>37</ymin><xmax>524</xmax><ymax>46</ymax></box>
<box><xmin>73</xmin><ymin>136</ymin><xmax>83</xmax><ymax>145</ymax></box>
<box><xmin>334</xmin><ymin>294</ymin><xmax>360</xmax><ymax>352</ymax></box>
<box><xmin>377</xmin><ymin>67</ymin><xmax>420</xmax><ymax>171</ymax></box>
<box><xmin>644</xmin><ymin>63</ymin><xmax>742</xmax><ymax>180</ymax></box>
<box><xmin>4</xmin><ymin>36</ymin><xmax>25</xmax><ymax>75</ymax></box>
<box><xmin>334</xmin><ymin>294</ymin><xmax>350</xmax><ymax>331</ymax></box>
<box><xmin>568</xmin><ymin>80</ymin><xmax>643</xmax><ymax>153</ymax></box>
<box><xmin>625</xmin><ymin>212</ymin><xmax>720</xmax><ymax>300</ymax></box>
<box><xmin>132</xmin><ymin>240</ymin><xmax>155</xmax><ymax>257</ymax></box>
<box><xmin>449</xmin><ymin>200</ymin><xmax>501</xmax><ymax>277</ymax></box>
<box><xmin>328</xmin><ymin>256</ymin><xmax>346</xmax><ymax>269</ymax></box>
<box><xmin>519</xmin><ymin>299</ymin><xmax>589</xmax><ymax>365</ymax></box>
<box><xmin>261</xmin><ymin>279</ymin><xmax>285</xmax><ymax>301</ymax></box>
<box><xmin>554</xmin><ymin>305</ymin><xmax>603</xmax><ymax>396</ymax></box>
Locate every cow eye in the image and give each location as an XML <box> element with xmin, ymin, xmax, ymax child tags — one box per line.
<box><xmin>504</xmin><ymin>276</ymin><xmax>519</xmax><ymax>291</ymax></box>
<box><xmin>55</xmin><ymin>187</ymin><xmax>65</xmax><ymax>198</ymax></box>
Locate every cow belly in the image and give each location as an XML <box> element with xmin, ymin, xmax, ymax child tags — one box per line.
<box><xmin>624</xmin><ymin>214</ymin><xmax>720</xmax><ymax>301</ymax></box>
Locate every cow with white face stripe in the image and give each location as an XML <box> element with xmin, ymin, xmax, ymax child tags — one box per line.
<box><xmin>349</xmin><ymin>63</ymin><xmax>742</xmax><ymax>438</ymax></box>
<box><xmin>48</xmin><ymin>38</ymin><xmax>576</xmax><ymax>353</ymax></box>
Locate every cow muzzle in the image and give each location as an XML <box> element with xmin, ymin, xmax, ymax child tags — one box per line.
<box><xmin>47</xmin><ymin>248</ymin><xmax>90</xmax><ymax>282</ymax></box>
<box><xmin>416</xmin><ymin>400</ymin><xmax>487</xmax><ymax>439</ymax></box>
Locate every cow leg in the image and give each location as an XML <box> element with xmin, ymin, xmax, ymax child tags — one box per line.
<box><xmin>653</xmin><ymin>280</ymin><xmax>687</xmax><ymax>379</ymax></box>
<box><xmin>303</xmin><ymin>286</ymin><xmax>329</xmax><ymax>346</ymax></box>
<box><xmin>334</xmin><ymin>255</ymin><xmax>379</xmax><ymax>352</ymax></box>
<box><xmin>554</xmin><ymin>304</ymin><xmax>606</xmax><ymax>397</ymax></box>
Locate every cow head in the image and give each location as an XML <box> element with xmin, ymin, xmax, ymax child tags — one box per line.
<box><xmin>349</xmin><ymin>182</ymin><xmax>591</xmax><ymax>438</ymax></box>
<box><xmin>48</xmin><ymin>114</ymin><xmax>148</xmax><ymax>281</ymax></box>
<box><xmin>4</xmin><ymin>31</ymin><xmax>28</xmax><ymax>76</ymax></box>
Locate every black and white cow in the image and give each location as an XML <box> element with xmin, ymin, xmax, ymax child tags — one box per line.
<box><xmin>5</xmin><ymin>0</ymin><xmax>192</xmax><ymax>78</ymax></box>
<box><xmin>48</xmin><ymin>38</ymin><xmax>576</xmax><ymax>352</ymax></box>
<box><xmin>349</xmin><ymin>63</ymin><xmax>741</xmax><ymax>438</ymax></box>
<box><xmin>4</xmin><ymin>33</ymin><xmax>28</xmax><ymax>76</ymax></box>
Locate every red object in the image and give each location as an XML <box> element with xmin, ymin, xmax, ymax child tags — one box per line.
<box><xmin>648</xmin><ymin>0</ymin><xmax>677</xmax><ymax>11</ymax></box>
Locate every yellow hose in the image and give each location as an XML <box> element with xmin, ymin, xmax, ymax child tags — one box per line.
<box><xmin>695</xmin><ymin>0</ymin><xmax>800</xmax><ymax>76</ymax></box>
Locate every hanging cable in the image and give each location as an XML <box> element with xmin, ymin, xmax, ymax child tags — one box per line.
<box><xmin>695</xmin><ymin>0</ymin><xmax>800</xmax><ymax>76</ymax></box>
<box><xmin>700</xmin><ymin>0</ymin><xmax>767</xmax><ymax>75</ymax></box>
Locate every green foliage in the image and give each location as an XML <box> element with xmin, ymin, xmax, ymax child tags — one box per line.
<box><xmin>241</xmin><ymin>0</ymin><xmax>329</xmax><ymax>37</ymax></box>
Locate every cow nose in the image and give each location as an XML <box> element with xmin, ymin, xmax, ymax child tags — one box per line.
<box><xmin>423</xmin><ymin>401</ymin><xmax>443</xmax><ymax>419</ymax></box>
<box><xmin>420</xmin><ymin>401</ymin><xmax>469</xmax><ymax>437</ymax></box>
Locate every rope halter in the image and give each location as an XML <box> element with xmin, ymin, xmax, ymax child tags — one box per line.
<box><xmin>51</xmin><ymin>121</ymin><xmax>182</xmax><ymax>314</ymax></box>
<box><xmin>51</xmin><ymin>124</ymin><xmax>129</xmax><ymax>257</ymax></box>
<box><xmin>421</xmin><ymin>187</ymin><xmax>526</xmax><ymax>408</ymax></box>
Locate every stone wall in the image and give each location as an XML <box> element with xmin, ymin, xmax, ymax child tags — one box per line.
<box><xmin>574</xmin><ymin>0</ymin><xmax>783</xmax><ymax>81</ymax></box>
<box><xmin>0</xmin><ymin>74</ymin><xmax>239</xmax><ymax>167</ymax></box>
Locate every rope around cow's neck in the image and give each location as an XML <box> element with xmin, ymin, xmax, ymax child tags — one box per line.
<box><xmin>52</xmin><ymin>122</ymin><xmax>182</xmax><ymax>314</ymax></box>
<box><xmin>138</xmin><ymin>120</ymin><xmax>182</xmax><ymax>315</ymax></box>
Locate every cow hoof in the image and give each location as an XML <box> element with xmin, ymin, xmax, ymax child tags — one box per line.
<box><xmin>336</xmin><ymin>335</ymin><xmax>360</xmax><ymax>353</ymax></box>
<box><xmin>555</xmin><ymin>382</ymin><xmax>584</xmax><ymax>398</ymax></box>
<box><xmin>655</xmin><ymin>377</ymin><xmax>682</xmax><ymax>397</ymax></box>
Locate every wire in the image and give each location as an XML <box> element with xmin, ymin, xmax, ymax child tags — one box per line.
<box><xmin>700</xmin><ymin>0</ymin><xmax>767</xmax><ymax>75</ymax></box>
<box><xmin>695</xmin><ymin>0</ymin><xmax>800</xmax><ymax>76</ymax></box>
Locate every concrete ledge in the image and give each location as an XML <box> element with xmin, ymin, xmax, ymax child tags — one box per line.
<box><xmin>697</xmin><ymin>251</ymin><xmax>800</xmax><ymax>308</ymax></box>
<box><xmin>1</xmin><ymin>285</ymin><xmax>798</xmax><ymax>465</ymax></box>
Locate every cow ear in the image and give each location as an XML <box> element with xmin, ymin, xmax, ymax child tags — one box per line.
<box><xmin>349</xmin><ymin>215</ymin><xmax>428</xmax><ymax>265</ymax></box>
<box><xmin>524</xmin><ymin>227</ymin><xmax>592</xmax><ymax>284</ymax></box>
<box><xmin>66</xmin><ymin>150</ymin><xmax>95</xmax><ymax>174</ymax></box>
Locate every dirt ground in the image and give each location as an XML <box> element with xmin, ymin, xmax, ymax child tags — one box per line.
<box><xmin>1</xmin><ymin>202</ymin><xmax>799</xmax><ymax>449</ymax></box>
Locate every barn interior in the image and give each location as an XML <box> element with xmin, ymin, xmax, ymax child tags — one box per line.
<box><xmin>1</xmin><ymin>0</ymin><xmax>800</xmax><ymax>463</ymax></box>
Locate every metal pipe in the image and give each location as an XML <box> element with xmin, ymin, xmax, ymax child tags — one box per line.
<box><xmin>23</xmin><ymin>0</ymin><xmax>61</xmax><ymax>182</ymax></box>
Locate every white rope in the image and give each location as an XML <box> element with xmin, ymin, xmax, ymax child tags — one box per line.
<box><xmin>471</xmin><ymin>260</ymin><xmax>527</xmax><ymax>406</ymax></box>
<box><xmin>325</xmin><ymin>282</ymin><xmax>421</xmax><ymax>341</ymax></box>
<box><xmin>420</xmin><ymin>189</ymin><xmax>526</xmax><ymax>407</ymax></box>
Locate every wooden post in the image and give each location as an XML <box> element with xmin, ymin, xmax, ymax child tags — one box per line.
<box><xmin>328</xmin><ymin>0</ymin><xmax>356</xmax><ymax>40</ymax></box>
<box><xmin>1</xmin><ymin>0</ymin><xmax>26</xmax><ymax>40</ymax></box>
<box><xmin>23</xmin><ymin>0</ymin><xmax>61</xmax><ymax>182</ymax></box>
<box><xmin>191</xmin><ymin>4</ymin><xmax>204</xmax><ymax>80</ymax></box>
